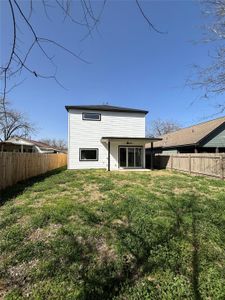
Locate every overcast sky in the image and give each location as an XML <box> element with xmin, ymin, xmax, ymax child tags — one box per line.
<box><xmin>1</xmin><ymin>0</ymin><xmax>224</xmax><ymax>140</ymax></box>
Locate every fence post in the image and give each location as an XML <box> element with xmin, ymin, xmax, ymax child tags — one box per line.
<box><xmin>189</xmin><ymin>154</ymin><xmax>191</xmax><ymax>174</ymax></box>
<box><xmin>171</xmin><ymin>155</ymin><xmax>173</xmax><ymax>170</ymax></box>
<box><xmin>220</xmin><ymin>155</ymin><xmax>224</xmax><ymax>180</ymax></box>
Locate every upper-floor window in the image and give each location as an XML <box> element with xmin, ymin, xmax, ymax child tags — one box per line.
<box><xmin>82</xmin><ymin>112</ymin><xmax>101</xmax><ymax>121</ymax></box>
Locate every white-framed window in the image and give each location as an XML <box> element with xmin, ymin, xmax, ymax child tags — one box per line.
<box><xmin>82</xmin><ymin>112</ymin><xmax>101</xmax><ymax>121</ymax></box>
<box><xmin>79</xmin><ymin>148</ymin><xmax>99</xmax><ymax>161</ymax></box>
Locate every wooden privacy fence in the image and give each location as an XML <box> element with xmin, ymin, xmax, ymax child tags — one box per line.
<box><xmin>155</xmin><ymin>153</ymin><xmax>225</xmax><ymax>180</ymax></box>
<box><xmin>0</xmin><ymin>153</ymin><xmax>67</xmax><ymax>190</ymax></box>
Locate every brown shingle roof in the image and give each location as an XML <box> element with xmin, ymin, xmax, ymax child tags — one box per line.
<box><xmin>148</xmin><ymin>116</ymin><xmax>225</xmax><ymax>149</ymax></box>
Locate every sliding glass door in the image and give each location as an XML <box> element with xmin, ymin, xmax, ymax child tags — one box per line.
<box><xmin>119</xmin><ymin>147</ymin><xmax>143</xmax><ymax>168</ymax></box>
<box><xmin>135</xmin><ymin>147</ymin><xmax>142</xmax><ymax>167</ymax></box>
<box><xmin>128</xmin><ymin>148</ymin><xmax>135</xmax><ymax>167</ymax></box>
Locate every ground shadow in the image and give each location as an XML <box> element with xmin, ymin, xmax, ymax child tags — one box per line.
<box><xmin>74</xmin><ymin>196</ymin><xmax>200</xmax><ymax>299</ymax></box>
<box><xmin>1</xmin><ymin>177</ymin><xmax>203</xmax><ymax>299</ymax></box>
<box><xmin>0</xmin><ymin>167</ymin><xmax>66</xmax><ymax>206</ymax></box>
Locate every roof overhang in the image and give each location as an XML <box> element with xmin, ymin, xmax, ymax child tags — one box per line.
<box><xmin>65</xmin><ymin>106</ymin><xmax>148</xmax><ymax>114</ymax></box>
<box><xmin>101</xmin><ymin>137</ymin><xmax>162</xmax><ymax>143</ymax></box>
<box><xmin>149</xmin><ymin>142</ymin><xmax>199</xmax><ymax>149</ymax></box>
<box><xmin>4</xmin><ymin>139</ymin><xmax>34</xmax><ymax>146</ymax></box>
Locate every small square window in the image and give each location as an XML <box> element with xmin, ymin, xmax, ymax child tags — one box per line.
<box><xmin>82</xmin><ymin>112</ymin><xmax>101</xmax><ymax>121</ymax></box>
<box><xmin>80</xmin><ymin>148</ymin><xmax>98</xmax><ymax>161</ymax></box>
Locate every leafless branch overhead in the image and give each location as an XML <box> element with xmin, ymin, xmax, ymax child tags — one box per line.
<box><xmin>1</xmin><ymin>0</ymin><xmax>164</xmax><ymax>116</ymax></box>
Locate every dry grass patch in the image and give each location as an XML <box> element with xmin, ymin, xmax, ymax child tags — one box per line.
<box><xmin>84</xmin><ymin>183</ymin><xmax>105</xmax><ymax>201</ymax></box>
<box><xmin>96</xmin><ymin>239</ymin><xmax>117</xmax><ymax>263</ymax></box>
<box><xmin>28</xmin><ymin>223</ymin><xmax>62</xmax><ymax>243</ymax></box>
<box><xmin>17</xmin><ymin>215</ymin><xmax>31</xmax><ymax>227</ymax></box>
<box><xmin>8</xmin><ymin>259</ymin><xmax>39</xmax><ymax>284</ymax></box>
<box><xmin>0</xmin><ymin>279</ymin><xmax>8</xmax><ymax>299</ymax></box>
<box><xmin>148</xmin><ymin>170</ymin><xmax>177</xmax><ymax>177</ymax></box>
<box><xmin>112</xmin><ymin>217</ymin><xmax>129</xmax><ymax>227</ymax></box>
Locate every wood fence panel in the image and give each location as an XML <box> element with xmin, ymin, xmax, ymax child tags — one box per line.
<box><xmin>0</xmin><ymin>153</ymin><xmax>67</xmax><ymax>190</ymax></box>
<box><xmin>172</xmin><ymin>155</ymin><xmax>189</xmax><ymax>172</ymax></box>
<box><xmin>155</xmin><ymin>153</ymin><xmax>225</xmax><ymax>179</ymax></box>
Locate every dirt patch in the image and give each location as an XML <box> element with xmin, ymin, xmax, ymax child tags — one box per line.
<box><xmin>74</xmin><ymin>235</ymin><xmax>117</xmax><ymax>264</ymax></box>
<box><xmin>84</xmin><ymin>184</ymin><xmax>104</xmax><ymax>201</ymax></box>
<box><xmin>17</xmin><ymin>215</ymin><xmax>31</xmax><ymax>227</ymax></box>
<box><xmin>112</xmin><ymin>216</ymin><xmax>129</xmax><ymax>227</ymax></box>
<box><xmin>8</xmin><ymin>259</ymin><xmax>39</xmax><ymax>283</ymax></box>
<box><xmin>14</xmin><ymin>198</ymin><xmax>26</xmax><ymax>206</ymax></box>
<box><xmin>0</xmin><ymin>279</ymin><xmax>8</xmax><ymax>299</ymax></box>
<box><xmin>28</xmin><ymin>223</ymin><xmax>62</xmax><ymax>243</ymax></box>
<box><xmin>29</xmin><ymin>199</ymin><xmax>47</xmax><ymax>208</ymax></box>
<box><xmin>95</xmin><ymin>238</ymin><xmax>117</xmax><ymax>263</ymax></box>
<box><xmin>3</xmin><ymin>259</ymin><xmax>39</xmax><ymax>296</ymax></box>
<box><xmin>68</xmin><ymin>215</ymin><xmax>81</xmax><ymax>222</ymax></box>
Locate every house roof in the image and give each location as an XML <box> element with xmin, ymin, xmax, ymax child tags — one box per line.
<box><xmin>5</xmin><ymin>137</ymin><xmax>61</xmax><ymax>151</ymax></box>
<box><xmin>65</xmin><ymin>104</ymin><xmax>148</xmax><ymax>114</ymax></box>
<box><xmin>148</xmin><ymin>116</ymin><xmax>225</xmax><ymax>149</ymax></box>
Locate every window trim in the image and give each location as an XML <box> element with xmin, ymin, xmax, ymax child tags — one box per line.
<box><xmin>82</xmin><ymin>112</ymin><xmax>101</xmax><ymax>121</ymax></box>
<box><xmin>79</xmin><ymin>148</ymin><xmax>99</xmax><ymax>161</ymax></box>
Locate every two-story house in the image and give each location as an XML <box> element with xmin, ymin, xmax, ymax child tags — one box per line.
<box><xmin>65</xmin><ymin>105</ymin><xmax>160</xmax><ymax>170</ymax></box>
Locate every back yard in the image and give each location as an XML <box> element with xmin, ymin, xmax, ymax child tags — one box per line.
<box><xmin>0</xmin><ymin>168</ymin><xmax>225</xmax><ymax>299</ymax></box>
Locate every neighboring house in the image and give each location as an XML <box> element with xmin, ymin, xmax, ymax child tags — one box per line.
<box><xmin>0</xmin><ymin>137</ymin><xmax>64</xmax><ymax>153</ymax></box>
<box><xmin>147</xmin><ymin>116</ymin><xmax>225</xmax><ymax>154</ymax></box>
<box><xmin>66</xmin><ymin>104</ymin><xmax>160</xmax><ymax>170</ymax></box>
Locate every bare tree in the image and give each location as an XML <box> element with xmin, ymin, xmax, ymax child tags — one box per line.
<box><xmin>0</xmin><ymin>100</ymin><xmax>35</xmax><ymax>141</ymax></box>
<box><xmin>190</xmin><ymin>0</ymin><xmax>225</xmax><ymax>111</ymax></box>
<box><xmin>147</xmin><ymin>119</ymin><xmax>181</xmax><ymax>137</ymax></box>
<box><xmin>40</xmin><ymin>138</ymin><xmax>67</xmax><ymax>150</ymax></box>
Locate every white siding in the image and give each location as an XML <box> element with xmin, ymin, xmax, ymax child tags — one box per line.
<box><xmin>68</xmin><ymin>109</ymin><xmax>146</xmax><ymax>169</ymax></box>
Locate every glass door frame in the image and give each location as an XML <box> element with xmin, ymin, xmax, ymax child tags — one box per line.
<box><xmin>118</xmin><ymin>146</ymin><xmax>144</xmax><ymax>169</ymax></box>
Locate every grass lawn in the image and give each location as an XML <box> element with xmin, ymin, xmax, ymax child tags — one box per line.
<box><xmin>0</xmin><ymin>168</ymin><xmax>225</xmax><ymax>299</ymax></box>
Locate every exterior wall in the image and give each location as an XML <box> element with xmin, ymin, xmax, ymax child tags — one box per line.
<box><xmin>162</xmin><ymin>149</ymin><xmax>178</xmax><ymax>154</ymax></box>
<box><xmin>202</xmin><ymin>125</ymin><xmax>225</xmax><ymax>148</ymax></box>
<box><xmin>68</xmin><ymin>109</ymin><xmax>146</xmax><ymax>169</ymax></box>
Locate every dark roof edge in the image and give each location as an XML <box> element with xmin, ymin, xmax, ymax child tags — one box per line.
<box><xmin>65</xmin><ymin>106</ymin><xmax>148</xmax><ymax>114</ymax></box>
<box><xmin>150</xmin><ymin>143</ymin><xmax>198</xmax><ymax>149</ymax></box>
<box><xmin>102</xmin><ymin>137</ymin><xmax>162</xmax><ymax>141</ymax></box>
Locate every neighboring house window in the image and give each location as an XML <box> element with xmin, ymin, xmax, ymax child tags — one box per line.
<box><xmin>80</xmin><ymin>148</ymin><xmax>98</xmax><ymax>161</ymax></box>
<box><xmin>82</xmin><ymin>112</ymin><xmax>101</xmax><ymax>121</ymax></box>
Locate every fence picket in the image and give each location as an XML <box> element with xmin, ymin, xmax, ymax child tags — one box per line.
<box><xmin>155</xmin><ymin>153</ymin><xmax>225</xmax><ymax>180</ymax></box>
<box><xmin>0</xmin><ymin>153</ymin><xmax>67</xmax><ymax>190</ymax></box>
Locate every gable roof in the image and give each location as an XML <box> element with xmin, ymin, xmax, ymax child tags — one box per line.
<box><xmin>65</xmin><ymin>104</ymin><xmax>148</xmax><ymax>114</ymax></box>
<box><xmin>149</xmin><ymin>116</ymin><xmax>225</xmax><ymax>149</ymax></box>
